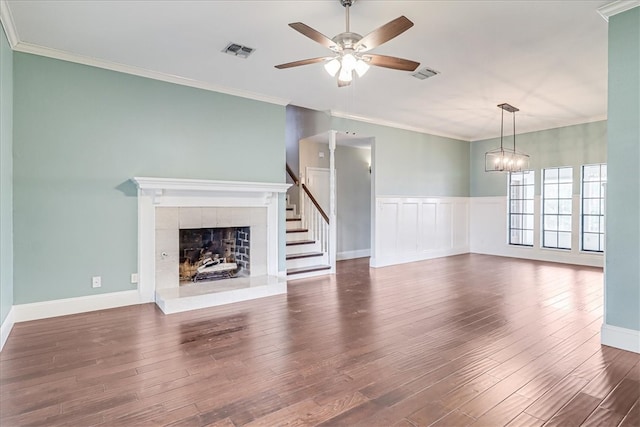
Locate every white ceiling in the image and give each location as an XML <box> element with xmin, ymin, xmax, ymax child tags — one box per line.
<box><xmin>2</xmin><ymin>0</ymin><xmax>613</xmax><ymax>141</ymax></box>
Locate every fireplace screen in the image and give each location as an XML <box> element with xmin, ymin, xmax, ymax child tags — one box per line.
<box><xmin>179</xmin><ymin>227</ymin><xmax>250</xmax><ymax>284</ymax></box>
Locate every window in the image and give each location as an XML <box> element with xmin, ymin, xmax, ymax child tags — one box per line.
<box><xmin>542</xmin><ymin>167</ymin><xmax>573</xmax><ymax>249</ymax></box>
<box><xmin>581</xmin><ymin>164</ymin><xmax>607</xmax><ymax>252</ymax></box>
<box><xmin>509</xmin><ymin>170</ymin><xmax>534</xmax><ymax>246</ymax></box>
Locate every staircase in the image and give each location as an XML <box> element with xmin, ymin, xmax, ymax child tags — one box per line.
<box><xmin>286</xmin><ymin>204</ymin><xmax>332</xmax><ymax>278</ymax></box>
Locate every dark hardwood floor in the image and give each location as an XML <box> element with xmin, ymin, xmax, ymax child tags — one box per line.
<box><xmin>1</xmin><ymin>254</ymin><xmax>638</xmax><ymax>426</ymax></box>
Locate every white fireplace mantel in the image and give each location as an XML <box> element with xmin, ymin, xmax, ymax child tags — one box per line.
<box><xmin>132</xmin><ymin>177</ymin><xmax>290</xmax><ymax>204</ymax></box>
<box><xmin>132</xmin><ymin>177</ymin><xmax>290</xmax><ymax>307</ymax></box>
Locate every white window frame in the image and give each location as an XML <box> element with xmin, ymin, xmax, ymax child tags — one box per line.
<box><xmin>542</xmin><ymin>166</ymin><xmax>573</xmax><ymax>250</ymax></box>
<box><xmin>581</xmin><ymin>163</ymin><xmax>607</xmax><ymax>253</ymax></box>
<box><xmin>508</xmin><ymin>170</ymin><xmax>535</xmax><ymax>247</ymax></box>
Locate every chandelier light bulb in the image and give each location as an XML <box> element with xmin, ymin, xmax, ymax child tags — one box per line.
<box><xmin>324</xmin><ymin>58</ymin><xmax>341</xmax><ymax>77</ymax></box>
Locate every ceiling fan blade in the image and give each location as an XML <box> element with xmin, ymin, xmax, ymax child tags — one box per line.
<box><xmin>355</xmin><ymin>16</ymin><xmax>414</xmax><ymax>52</ymax></box>
<box><xmin>364</xmin><ymin>54</ymin><xmax>420</xmax><ymax>71</ymax></box>
<box><xmin>275</xmin><ymin>57</ymin><xmax>331</xmax><ymax>69</ymax></box>
<box><xmin>289</xmin><ymin>22</ymin><xmax>338</xmax><ymax>50</ymax></box>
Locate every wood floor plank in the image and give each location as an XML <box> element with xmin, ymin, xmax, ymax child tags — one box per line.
<box><xmin>1</xmin><ymin>255</ymin><xmax>638</xmax><ymax>427</ymax></box>
<box><xmin>580</xmin><ymin>407</ymin><xmax>626</xmax><ymax>427</ymax></box>
<box><xmin>618</xmin><ymin>399</ymin><xmax>640</xmax><ymax>427</ymax></box>
<box><xmin>544</xmin><ymin>392</ymin><xmax>601</xmax><ymax>427</ymax></box>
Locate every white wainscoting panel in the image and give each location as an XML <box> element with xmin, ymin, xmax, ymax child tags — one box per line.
<box><xmin>371</xmin><ymin>197</ymin><xmax>469</xmax><ymax>268</ymax></box>
<box><xmin>470</xmin><ymin>196</ymin><xmax>604</xmax><ymax>267</ymax></box>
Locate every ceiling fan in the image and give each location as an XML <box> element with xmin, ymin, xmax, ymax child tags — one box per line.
<box><xmin>275</xmin><ymin>0</ymin><xmax>420</xmax><ymax>87</ymax></box>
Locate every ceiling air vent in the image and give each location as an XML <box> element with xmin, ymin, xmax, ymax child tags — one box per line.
<box><xmin>222</xmin><ymin>42</ymin><xmax>255</xmax><ymax>59</ymax></box>
<box><xmin>412</xmin><ymin>67</ymin><xmax>440</xmax><ymax>80</ymax></box>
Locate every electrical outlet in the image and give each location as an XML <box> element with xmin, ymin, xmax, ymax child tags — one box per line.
<box><xmin>92</xmin><ymin>276</ymin><xmax>101</xmax><ymax>288</ymax></box>
<box><xmin>131</xmin><ymin>273</ymin><xmax>139</xmax><ymax>284</ymax></box>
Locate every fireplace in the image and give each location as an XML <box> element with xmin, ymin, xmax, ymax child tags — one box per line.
<box><xmin>179</xmin><ymin>226</ymin><xmax>250</xmax><ymax>283</ymax></box>
<box><xmin>132</xmin><ymin>177</ymin><xmax>290</xmax><ymax>314</ymax></box>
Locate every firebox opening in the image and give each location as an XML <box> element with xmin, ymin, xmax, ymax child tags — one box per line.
<box><xmin>179</xmin><ymin>227</ymin><xmax>250</xmax><ymax>284</ymax></box>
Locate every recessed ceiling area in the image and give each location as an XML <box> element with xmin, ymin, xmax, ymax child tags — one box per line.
<box><xmin>1</xmin><ymin>0</ymin><xmax>612</xmax><ymax>141</ymax></box>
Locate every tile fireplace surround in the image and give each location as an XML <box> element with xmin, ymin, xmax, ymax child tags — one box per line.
<box><xmin>132</xmin><ymin>177</ymin><xmax>290</xmax><ymax>314</ymax></box>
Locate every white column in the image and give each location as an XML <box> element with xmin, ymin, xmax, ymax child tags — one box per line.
<box><xmin>329</xmin><ymin>131</ymin><xmax>337</xmax><ymax>272</ymax></box>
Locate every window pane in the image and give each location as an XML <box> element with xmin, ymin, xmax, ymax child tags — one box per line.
<box><xmin>559</xmin><ymin>167</ymin><xmax>573</xmax><ymax>183</ymax></box>
<box><xmin>544</xmin><ymin>215</ymin><xmax>558</xmax><ymax>230</ymax></box>
<box><xmin>511</xmin><ymin>186</ymin><xmax>521</xmax><ymax>199</ymax></box>
<box><xmin>583</xmin><ymin>165</ymin><xmax>601</xmax><ymax>181</ymax></box>
<box><xmin>523</xmin><ymin>171</ymin><xmax>535</xmax><ymax>185</ymax></box>
<box><xmin>600</xmin><ymin>234</ymin><xmax>605</xmax><ymax>250</ymax></box>
<box><xmin>523</xmin><ymin>230</ymin><xmax>534</xmax><ymax>246</ymax></box>
<box><xmin>558</xmin><ymin>215</ymin><xmax>571</xmax><ymax>232</ymax></box>
<box><xmin>545</xmin><ymin>184</ymin><xmax>558</xmax><ymax>199</ymax></box>
<box><xmin>544</xmin><ymin>200</ymin><xmax>558</xmax><ymax>214</ymax></box>
<box><xmin>559</xmin><ymin>200</ymin><xmax>572</xmax><ymax>214</ymax></box>
<box><xmin>584</xmin><ymin>182</ymin><xmax>601</xmax><ymax>198</ymax></box>
<box><xmin>584</xmin><ymin>199</ymin><xmax>601</xmax><ymax>215</ymax></box>
<box><xmin>583</xmin><ymin>233</ymin><xmax>600</xmax><ymax>251</ymax></box>
<box><xmin>584</xmin><ymin>215</ymin><xmax>600</xmax><ymax>232</ymax></box>
<box><xmin>510</xmin><ymin>229</ymin><xmax>521</xmax><ymax>244</ymax></box>
<box><xmin>511</xmin><ymin>200</ymin><xmax>523</xmax><ymax>214</ymax></box>
<box><xmin>525</xmin><ymin>186</ymin><xmax>535</xmax><ymax>199</ymax></box>
<box><xmin>559</xmin><ymin>183</ymin><xmax>572</xmax><ymax>198</ymax></box>
<box><xmin>523</xmin><ymin>214</ymin><xmax>534</xmax><ymax>229</ymax></box>
<box><xmin>545</xmin><ymin>168</ymin><xmax>559</xmax><ymax>182</ymax></box>
<box><xmin>601</xmin><ymin>165</ymin><xmax>607</xmax><ymax>181</ymax></box>
<box><xmin>511</xmin><ymin>215</ymin><xmax>522</xmax><ymax>228</ymax></box>
<box><xmin>526</xmin><ymin>200</ymin><xmax>534</xmax><ymax>213</ymax></box>
<box><xmin>544</xmin><ymin>231</ymin><xmax>558</xmax><ymax>247</ymax></box>
<box><xmin>558</xmin><ymin>232</ymin><xmax>572</xmax><ymax>249</ymax></box>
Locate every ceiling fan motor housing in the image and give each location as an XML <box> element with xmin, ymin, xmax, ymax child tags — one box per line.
<box><xmin>332</xmin><ymin>32</ymin><xmax>363</xmax><ymax>51</ymax></box>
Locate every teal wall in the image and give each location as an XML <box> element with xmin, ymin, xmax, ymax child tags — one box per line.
<box><xmin>470</xmin><ymin>121</ymin><xmax>607</xmax><ymax>197</ymax></box>
<box><xmin>0</xmin><ymin>25</ymin><xmax>13</xmax><ymax>323</ymax></box>
<box><xmin>330</xmin><ymin>117</ymin><xmax>470</xmax><ymax>197</ymax></box>
<box><xmin>13</xmin><ymin>53</ymin><xmax>285</xmax><ymax>304</ymax></box>
<box><xmin>605</xmin><ymin>8</ymin><xmax>640</xmax><ymax>332</ymax></box>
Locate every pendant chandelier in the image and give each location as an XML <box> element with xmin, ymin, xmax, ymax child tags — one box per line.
<box><xmin>485</xmin><ymin>103</ymin><xmax>530</xmax><ymax>172</ymax></box>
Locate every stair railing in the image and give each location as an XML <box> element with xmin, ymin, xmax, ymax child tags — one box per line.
<box><xmin>286</xmin><ymin>163</ymin><xmax>330</xmax><ymax>255</ymax></box>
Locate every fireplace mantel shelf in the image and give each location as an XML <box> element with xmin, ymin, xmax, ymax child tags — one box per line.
<box><xmin>132</xmin><ymin>177</ymin><xmax>290</xmax><ymax>195</ymax></box>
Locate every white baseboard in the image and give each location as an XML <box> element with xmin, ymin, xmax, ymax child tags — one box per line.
<box><xmin>0</xmin><ymin>307</ymin><xmax>15</xmax><ymax>352</ymax></box>
<box><xmin>370</xmin><ymin>247</ymin><xmax>469</xmax><ymax>268</ymax></box>
<box><xmin>337</xmin><ymin>249</ymin><xmax>371</xmax><ymax>261</ymax></box>
<box><xmin>12</xmin><ymin>290</ymin><xmax>142</xmax><ymax>323</ymax></box>
<box><xmin>601</xmin><ymin>323</ymin><xmax>640</xmax><ymax>354</ymax></box>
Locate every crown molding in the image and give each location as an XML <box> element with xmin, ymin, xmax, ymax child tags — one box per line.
<box><xmin>330</xmin><ymin>110</ymin><xmax>468</xmax><ymax>142</ymax></box>
<box><xmin>597</xmin><ymin>0</ymin><xmax>640</xmax><ymax>21</ymax></box>
<box><xmin>0</xmin><ymin>0</ymin><xmax>19</xmax><ymax>47</ymax></box>
<box><xmin>13</xmin><ymin>42</ymin><xmax>290</xmax><ymax>106</ymax></box>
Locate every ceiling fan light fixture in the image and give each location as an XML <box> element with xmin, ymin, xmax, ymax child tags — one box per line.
<box><xmin>354</xmin><ymin>58</ymin><xmax>370</xmax><ymax>77</ymax></box>
<box><xmin>341</xmin><ymin>53</ymin><xmax>357</xmax><ymax>73</ymax></box>
<box><xmin>324</xmin><ymin>58</ymin><xmax>341</xmax><ymax>77</ymax></box>
<box><xmin>338</xmin><ymin>66</ymin><xmax>353</xmax><ymax>83</ymax></box>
